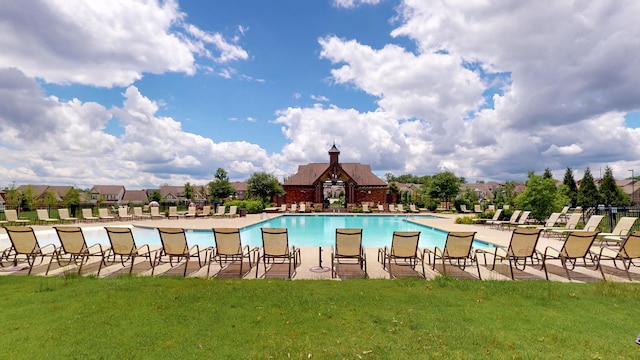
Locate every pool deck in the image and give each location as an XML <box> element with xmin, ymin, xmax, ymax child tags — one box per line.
<box><xmin>1</xmin><ymin>213</ymin><xmax>638</xmax><ymax>282</ymax></box>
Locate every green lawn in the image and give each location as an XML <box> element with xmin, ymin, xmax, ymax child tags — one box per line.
<box><xmin>1</xmin><ymin>276</ymin><xmax>639</xmax><ymax>359</ymax></box>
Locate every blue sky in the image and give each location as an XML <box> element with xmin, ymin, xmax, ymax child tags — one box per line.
<box><xmin>1</xmin><ymin>0</ymin><xmax>640</xmax><ymax>189</ymax></box>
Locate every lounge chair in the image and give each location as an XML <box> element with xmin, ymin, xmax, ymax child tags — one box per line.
<box><xmin>133</xmin><ymin>207</ymin><xmax>151</xmax><ymax>220</ymax></box>
<box><xmin>541</xmin><ymin>212</ymin><xmax>582</xmax><ymax>237</ymax></box>
<box><xmin>256</xmin><ymin>228</ymin><xmax>300</xmax><ymax>279</ymax></box>
<box><xmin>37</xmin><ymin>209</ymin><xmax>58</xmax><ymax>225</ymax></box>
<box><xmin>210</xmin><ymin>228</ymin><xmax>256</xmax><ymax>278</ymax></box>
<box><xmin>1</xmin><ymin>226</ymin><xmax>56</xmax><ymax>274</ymax></box>
<box><xmin>558</xmin><ymin>205</ymin><xmax>570</xmax><ymax>221</ymax></box>
<box><xmin>298</xmin><ymin>203</ymin><xmax>306</xmax><ymax>213</ymax></box>
<box><xmin>213</xmin><ymin>205</ymin><xmax>226</xmax><ymax>218</ymax></box>
<box><xmin>51</xmin><ymin>226</ymin><xmax>107</xmax><ymax>275</ymax></box>
<box><xmin>540</xmin><ymin>231</ymin><xmax>599</xmax><ymax>280</ymax></box>
<box><xmin>460</xmin><ymin>204</ymin><xmax>471</xmax><ymax>213</ymax></box>
<box><xmin>378</xmin><ymin>231</ymin><xmax>422</xmax><ymax>278</ymax></box>
<box><xmin>554</xmin><ymin>215</ymin><xmax>604</xmax><ymax>236</ymax></box>
<box><xmin>117</xmin><ymin>206</ymin><xmax>133</xmax><ymax>221</ymax></box>
<box><xmin>167</xmin><ymin>206</ymin><xmax>182</xmax><ymax>220</ymax></box>
<box><xmin>278</xmin><ymin>204</ymin><xmax>287</xmax><ymax>212</ymax></box>
<box><xmin>150</xmin><ymin>207</ymin><xmax>164</xmax><ymax>220</ymax></box>
<box><xmin>423</xmin><ymin>231</ymin><xmax>481</xmax><ymax>279</ymax></box>
<box><xmin>599</xmin><ymin>217</ymin><xmax>638</xmax><ymax>244</ymax></box>
<box><xmin>409</xmin><ymin>204</ymin><xmax>420</xmax><ymax>213</ymax></box>
<box><xmin>596</xmin><ymin>230</ymin><xmax>640</xmax><ymax>281</ymax></box>
<box><xmin>103</xmin><ymin>227</ymin><xmax>154</xmax><ymax>275</ymax></box>
<box><xmin>378</xmin><ymin>204</ymin><xmax>385</xmax><ymax>212</ymax></box>
<box><xmin>5</xmin><ymin>209</ymin><xmax>30</xmax><ymax>225</ymax></box>
<box><xmin>389</xmin><ymin>204</ymin><xmax>397</xmax><ymax>213</ymax></box>
<box><xmin>98</xmin><ymin>208</ymin><xmax>115</xmax><ymax>222</ymax></box>
<box><xmin>502</xmin><ymin>210</ymin><xmax>531</xmax><ymax>230</ymax></box>
<box><xmin>58</xmin><ymin>208</ymin><xmax>78</xmax><ymax>223</ymax></box>
<box><xmin>225</xmin><ymin>205</ymin><xmax>238</xmax><ymax>218</ymax></box>
<box><xmin>362</xmin><ymin>203</ymin><xmax>371</xmax><ymax>213</ymax></box>
<box><xmin>82</xmin><ymin>208</ymin><xmax>99</xmax><ymax>223</ymax></box>
<box><xmin>473</xmin><ymin>204</ymin><xmax>482</xmax><ymax>213</ymax></box>
<box><xmin>184</xmin><ymin>206</ymin><xmax>197</xmax><ymax>219</ymax></box>
<box><xmin>477</xmin><ymin>228</ymin><xmax>543</xmax><ymax>279</ymax></box>
<box><xmin>289</xmin><ymin>204</ymin><xmax>297</xmax><ymax>213</ymax></box>
<box><xmin>397</xmin><ymin>204</ymin><xmax>408</xmax><ymax>213</ymax></box>
<box><xmin>519</xmin><ymin>212</ymin><xmax>561</xmax><ymax>229</ymax></box>
<box><xmin>472</xmin><ymin>209</ymin><xmax>502</xmax><ymax>225</ymax></box>
<box><xmin>332</xmin><ymin>228</ymin><xmax>367</xmax><ymax>279</ymax></box>
<box><xmin>488</xmin><ymin>210</ymin><xmax>521</xmax><ymax>229</ymax></box>
<box><xmin>197</xmin><ymin>205</ymin><xmax>211</xmax><ymax>218</ymax></box>
<box><xmin>154</xmin><ymin>228</ymin><xmax>205</xmax><ymax>276</ymax></box>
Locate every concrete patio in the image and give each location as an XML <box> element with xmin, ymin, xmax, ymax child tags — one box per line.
<box><xmin>0</xmin><ymin>213</ymin><xmax>637</xmax><ymax>282</ymax></box>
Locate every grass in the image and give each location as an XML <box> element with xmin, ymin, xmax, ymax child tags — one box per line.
<box><xmin>1</xmin><ymin>276</ymin><xmax>639</xmax><ymax>359</ymax></box>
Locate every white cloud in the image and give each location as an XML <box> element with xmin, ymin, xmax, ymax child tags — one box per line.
<box><xmin>0</xmin><ymin>0</ymin><xmax>248</xmax><ymax>87</ymax></box>
<box><xmin>310</xmin><ymin>95</ymin><xmax>330</xmax><ymax>102</ymax></box>
<box><xmin>0</xmin><ymin>75</ymin><xmax>277</xmax><ymax>187</ymax></box>
<box><xmin>333</xmin><ymin>0</ymin><xmax>382</xmax><ymax>9</ymax></box>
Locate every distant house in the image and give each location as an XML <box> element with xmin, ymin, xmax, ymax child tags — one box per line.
<box><xmin>282</xmin><ymin>144</ymin><xmax>388</xmax><ymax>207</ymax></box>
<box><xmin>231</xmin><ymin>182</ymin><xmax>247</xmax><ymax>200</ymax></box>
<box><xmin>90</xmin><ymin>185</ymin><xmax>126</xmax><ymax>205</ymax></box>
<box><xmin>395</xmin><ymin>183</ymin><xmax>421</xmax><ymax>198</ymax></box>
<box><xmin>160</xmin><ymin>185</ymin><xmax>184</xmax><ymax>204</ymax></box>
<box><xmin>16</xmin><ymin>185</ymin><xmax>74</xmax><ymax>206</ymax></box>
<box><xmin>615</xmin><ymin>179</ymin><xmax>638</xmax><ymax>204</ymax></box>
<box><xmin>121</xmin><ymin>189</ymin><xmax>149</xmax><ymax>205</ymax></box>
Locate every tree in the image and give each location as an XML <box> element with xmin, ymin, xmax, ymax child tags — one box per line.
<box><xmin>515</xmin><ymin>172</ymin><xmax>568</xmax><ymax>221</ymax></box>
<box><xmin>599</xmin><ymin>166</ymin><xmax>630</xmax><ymax>206</ymax></box>
<box><xmin>4</xmin><ymin>183</ymin><xmax>21</xmax><ymax>208</ymax></box>
<box><xmin>20</xmin><ymin>185</ymin><xmax>36</xmax><ymax>211</ymax></box>
<box><xmin>149</xmin><ymin>189</ymin><xmax>162</xmax><ymax>202</ymax></box>
<box><xmin>543</xmin><ymin>167</ymin><xmax>553</xmax><ymax>179</ymax></box>
<box><xmin>183</xmin><ymin>182</ymin><xmax>194</xmax><ymax>203</ymax></box>
<box><xmin>43</xmin><ymin>189</ymin><xmax>58</xmax><ymax>209</ymax></box>
<box><xmin>561</xmin><ymin>167</ymin><xmax>578</xmax><ymax>206</ymax></box>
<box><xmin>208</xmin><ymin>168</ymin><xmax>235</xmax><ymax>203</ymax></box>
<box><xmin>429</xmin><ymin>172</ymin><xmax>462</xmax><ymax>207</ymax></box>
<box><xmin>493</xmin><ymin>181</ymin><xmax>517</xmax><ymax>208</ymax></box>
<box><xmin>577</xmin><ymin>168</ymin><xmax>600</xmax><ymax>208</ymax></box>
<box><xmin>246</xmin><ymin>172</ymin><xmax>284</xmax><ymax>203</ymax></box>
<box><xmin>62</xmin><ymin>187</ymin><xmax>81</xmax><ymax>207</ymax></box>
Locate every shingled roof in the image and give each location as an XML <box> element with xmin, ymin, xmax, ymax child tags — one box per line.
<box><xmin>284</xmin><ymin>163</ymin><xmax>386</xmax><ymax>186</ymax></box>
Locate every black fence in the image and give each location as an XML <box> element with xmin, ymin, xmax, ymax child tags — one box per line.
<box><xmin>592</xmin><ymin>206</ymin><xmax>640</xmax><ymax>233</ymax></box>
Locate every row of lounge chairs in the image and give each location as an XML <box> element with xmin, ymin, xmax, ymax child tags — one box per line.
<box><xmin>4</xmin><ymin>223</ymin><xmax>636</xmax><ymax>281</ymax></box>
<box><xmin>0</xmin><ymin>205</ymin><xmax>247</xmax><ymax>226</ymax></box>
<box><xmin>361</xmin><ymin>204</ymin><xmax>421</xmax><ymax>213</ymax></box>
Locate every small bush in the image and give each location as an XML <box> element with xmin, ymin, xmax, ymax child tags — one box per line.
<box><xmin>224</xmin><ymin>199</ymin><xmax>265</xmax><ymax>214</ymax></box>
<box><xmin>426</xmin><ymin>199</ymin><xmax>439</xmax><ymax>211</ymax></box>
<box><xmin>455</xmin><ymin>216</ymin><xmax>475</xmax><ymax>224</ymax></box>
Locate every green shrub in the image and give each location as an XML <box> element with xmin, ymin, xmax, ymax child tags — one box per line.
<box><xmin>455</xmin><ymin>216</ymin><xmax>475</xmax><ymax>224</ymax></box>
<box><xmin>224</xmin><ymin>199</ymin><xmax>265</xmax><ymax>214</ymax></box>
<box><xmin>426</xmin><ymin>199</ymin><xmax>439</xmax><ymax>211</ymax></box>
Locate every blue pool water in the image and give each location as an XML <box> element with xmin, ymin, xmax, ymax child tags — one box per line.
<box><xmin>0</xmin><ymin>215</ymin><xmax>493</xmax><ymax>249</ymax></box>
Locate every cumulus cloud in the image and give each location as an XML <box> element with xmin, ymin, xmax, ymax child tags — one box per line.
<box><xmin>0</xmin><ymin>0</ymin><xmax>248</xmax><ymax>87</ymax></box>
<box><xmin>293</xmin><ymin>0</ymin><xmax>640</xmax><ymax>181</ymax></box>
<box><xmin>0</xmin><ymin>77</ymin><xmax>277</xmax><ymax>187</ymax></box>
<box><xmin>3</xmin><ymin>0</ymin><xmax>640</xmax><ymax>189</ymax></box>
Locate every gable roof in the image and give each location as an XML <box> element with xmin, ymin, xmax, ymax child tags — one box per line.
<box><xmin>91</xmin><ymin>185</ymin><xmax>125</xmax><ymax>194</ymax></box>
<box><xmin>122</xmin><ymin>189</ymin><xmax>149</xmax><ymax>203</ymax></box>
<box><xmin>284</xmin><ymin>163</ymin><xmax>386</xmax><ymax>187</ymax></box>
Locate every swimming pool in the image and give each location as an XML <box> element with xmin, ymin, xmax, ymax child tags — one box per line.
<box><xmin>0</xmin><ymin>215</ymin><xmax>493</xmax><ymax>249</ymax></box>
